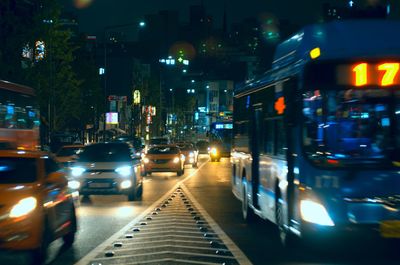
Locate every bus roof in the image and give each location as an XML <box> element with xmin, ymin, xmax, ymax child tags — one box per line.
<box><xmin>273</xmin><ymin>19</ymin><xmax>400</xmax><ymax>69</ymax></box>
<box><xmin>0</xmin><ymin>80</ymin><xmax>35</xmax><ymax>96</ymax></box>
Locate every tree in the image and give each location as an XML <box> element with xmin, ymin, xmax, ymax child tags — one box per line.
<box><xmin>0</xmin><ymin>0</ymin><xmax>37</xmax><ymax>82</ymax></box>
<box><xmin>16</xmin><ymin>0</ymin><xmax>91</xmax><ymax>137</ymax></box>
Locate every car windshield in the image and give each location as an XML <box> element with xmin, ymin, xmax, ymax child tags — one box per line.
<box><xmin>57</xmin><ymin>147</ymin><xmax>82</xmax><ymax>157</ymax></box>
<box><xmin>148</xmin><ymin>146</ymin><xmax>179</xmax><ymax>154</ymax></box>
<box><xmin>196</xmin><ymin>141</ymin><xmax>209</xmax><ymax>149</ymax></box>
<box><xmin>78</xmin><ymin>143</ymin><xmax>131</xmax><ymax>162</ymax></box>
<box><xmin>0</xmin><ymin>157</ymin><xmax>37</xmax><ymax>183</ymax></box>
<box><xmin>176</xmin><ymin>143</ymin><xmax>193</xmax><ymax>151</ymax></box>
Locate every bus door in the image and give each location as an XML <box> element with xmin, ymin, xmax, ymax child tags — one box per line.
<box><xmin>250</xmin><ymin>105</ymin><xmax>263</xmax><ymax>209</ymax></box>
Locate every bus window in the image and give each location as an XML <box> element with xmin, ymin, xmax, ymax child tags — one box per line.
<box><xmin>303</xmin><ymin>88</ymin><xmax>398</xmax><ymax>165</ymax></box>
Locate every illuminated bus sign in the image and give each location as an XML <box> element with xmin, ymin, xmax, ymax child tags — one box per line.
<box><xmin>337</xmin><ymin>62</ymin><xmax>400</xmax><ymax>87</ymax></box>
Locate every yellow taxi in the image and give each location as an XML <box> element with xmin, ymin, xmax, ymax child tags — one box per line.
<box><xmin>141</xmin><ymin>145</ymin><xmax>185</xmax><ymax>176</ymax></box>
<box><xmin>0</xmin><ymin>150</ymin><xmax>77</xmax><ymax>263</ymax></box>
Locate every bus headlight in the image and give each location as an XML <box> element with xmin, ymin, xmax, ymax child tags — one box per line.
<box><xmin>115</xmin><ymin>166</ymin><xmax>132</xmax><ymax>177</ymax></box>
<box><xmin>68</xmin><ymin>180</ymin><xmax>81</xmax><ymax>190</ymax></box>
<box><xmin>143</xmin><ymin>157</ymin><xmax>150</xmax><ymax>164</ymax></box>
<box><xmin>300</xmin><ymin>200</ymin><xmax>334</xmax><ymax>226</ymax></box>
<box><xmin>120</xmin><ymin>180</ymin><xmax>132</xmax><ymax>189</ymax></box>
<box><xmin>71</xmin><ymin>167</ymin><xmax>85</xmax><ymax>177</ymax></box>
<box><xmin>173</xmin><ymin>157</ymin><xmax>180</xmax><ymax>163</ymax></box>
<box><xmin>9</xmin><ymin>197</ymin><xmax>37</xmax><ymax>218</ymax></box>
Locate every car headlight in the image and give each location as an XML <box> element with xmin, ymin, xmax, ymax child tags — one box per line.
<box><xmin>71</xmin><ymin>167</ymin><xmax>85</xmax><ymax>177</ymax></box>
<box><xmin>9</xmin><ymin>197</ymin><xmax>37</xmax><ymax>218</ymax></box>
<box><xmin>300</xmin><ymin>200</ymin><xmax>334</xmax><ymax>226</ymax></box>
<box><xmin>115</xmin><ymin>166</ymin><xmax>132</xmax><ymax>177</ymax></box>
<box><xmin>120</xmin><ymin>180</ymin><xmax>132</xmax><ymax>189</ymax></box>
<box><xmin>173</xmin><ymin>157</ymin><xmax>180</xmax><ymax>163</ymax></box>
<box><xmin>143</xmin><ymin>157</ymin><xmax>150</xmax><ymax>163</ymax></box>
<box><xmin>68</xmin><ymin>180</ymin><xmax>81</xmax><ymax>190</ymax></box>
<box><xmin>210</xmin><ymin>147</ymin><xmax>218</xmax><ymax>156</ymax></box>
<box><xmin>189</xmin><ymin>152</ymin><xmax>195</xmax><ymax>158</ymax></box>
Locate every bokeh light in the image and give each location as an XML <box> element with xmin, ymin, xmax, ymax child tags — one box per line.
<box><xmin>74</xmin><ymin>0</ymin><xmax>94</xmax><ymax>9</ymax></box>
<box><xmin>169</xmin><ymin>41</ymin><xmax>196</xmax><ymax>60</ymax></box>
<box><xmin>258</xmin><ymin>13</ymin><xmax>280</xmax><ymax>43</ymax></box>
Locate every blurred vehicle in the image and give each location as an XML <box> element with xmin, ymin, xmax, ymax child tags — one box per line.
<box><xmin>232</xmin><ymin>19</ymin><xmax>400</xmax><ymax>246</ymax></box>
<box><xmin>68</xmin><ymin>142</ymin><xmax>143</xmax><ymax>201</ymax></box>
<box><xmin>209</xmin><ymin>141</ymin><xmax>222</xmax><ymax>162</ymax></box>
<box><xmin>55</xmin><ymin>144</ymin><xmax>84</xmax><ymax>167</ymax></box>
<box><xmin>196</xmin><ymin>140</ymin><xmax>210</xmax><ymax>155</ymax></box>
<box><xmin>50</xmin><ymin>132</ymin><xmax>81</xmax><ymax>154</ymax></box>
<box><xmin>148</xmin><ymin>137</ymin><xmax>170</xmax><ymax>147</ymax></box>
<box><xmin>0</xmin><ymin>80</ymin><xmax>40</xmax><ymax>151</ymax></box>
<box><xmin>208</xmin><ymin>121</ymin><xmax>232</xmax><ymax>157</ymax></box>
<box><xmin>142</xmin><ymin>145</ymin><xmax>185</xmax><ymax>176</ymax></box>
<box><xmin>0</xmin><ymin>150</ymin><xmax>77</xmax><ymax>263</ymax></box>
<box><xmin>176</xmin><ymin>142</ymin><xmax>198</xmax><ymax>167</ymax></box>
<box><xmin>114</xmin><ymin>135</ymin><xmax>145</xmax><ymax>159</ymax></box>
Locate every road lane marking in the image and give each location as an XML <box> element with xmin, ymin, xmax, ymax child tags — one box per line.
<box><xmin>180</xmin><ymin>184</ymin><xmax>252</xmax><ymax>265</ymax></box>
<box><xmin>75</xmin><ymin>159</ymin><xmax>252</xmax><ymax>265</ymax></box>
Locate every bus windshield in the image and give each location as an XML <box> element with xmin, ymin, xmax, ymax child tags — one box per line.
<box><xmin>303</xmin><ymin>88</ymin><xmax>400</xmax><ymax>166</ymax></box>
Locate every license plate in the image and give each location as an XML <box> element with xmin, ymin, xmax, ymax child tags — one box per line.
<box><xmin>88</xmin><ymin>182</ymin><xmax>110</xmax><ymax>188</ymax></box>
<box><xmin>380</xmin><ymin>220</ymin><xmax>400</xmax><ymax>238</ymax></box>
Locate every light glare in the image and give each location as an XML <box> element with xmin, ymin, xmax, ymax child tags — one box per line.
<box><xmin>9</xmin><ymin>197</ymin><xmax>37</xmax><ymax>218</ymax></box>
<box><xmin>300</xmin><ymin>200</ymin><xmax>334</xmax><ymax>226</ymax></box>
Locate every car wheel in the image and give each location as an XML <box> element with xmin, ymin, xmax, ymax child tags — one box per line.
<box><xmin>81</xmin><ymin>195</ymin><xmax>91</xmax><ymax>203</ymax></box>
<box><xmin>135</xmin><ymin>183</ymin><xmax>143</xmax><ymax>199</ymax></box>
<box><xmin>193</xmin><ymin>162</ymin><xmax>198</xmax><ymax>168</ymax></box>
<box><xmin>30</xmin><ymin>220</ymin><xmax>51</xmax><ymax>265</ymax></box>
<box><xmin>177</xmin><ymin>169</ymin><xmax>184</xmax><ymax>176</ymax></box>
<box><xmin>63</xmin><ymin>207</ymin><xmax>77</xmax><ymax>247</ymax></box>
<box><xmin>128</xmin><ymin>187</ymin><xmax>137</xmax><ymax>201</ymax></box>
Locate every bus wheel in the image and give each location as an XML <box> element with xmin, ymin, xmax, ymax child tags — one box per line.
<box><xmin>276</xmin><ymin>196</ymin><xmax>298</xmax><ymax>248</ymax></box>
<box><xmin>242</xmin><ymin>182</ymin><xmax>256</xmax><ymax>222</ymax></box>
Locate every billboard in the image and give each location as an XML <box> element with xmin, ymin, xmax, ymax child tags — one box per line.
<box><xmin>106</xmin><ymin>112</ymin><xmax>118</xmax><ymax>124</ymax></box>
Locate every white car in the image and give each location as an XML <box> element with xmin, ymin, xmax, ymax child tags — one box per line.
<box><xmin>67</xmin><ymin>142</ymin><xmax>143</xmax><ymax>201</ymax></box>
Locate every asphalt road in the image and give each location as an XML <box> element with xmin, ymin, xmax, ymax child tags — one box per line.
<box><xmin>3</xmin><ymin>155</ymin><xmax>399</xmax><ymax>265</ymax></box>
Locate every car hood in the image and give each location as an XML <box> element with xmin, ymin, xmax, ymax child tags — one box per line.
<box><xmin>73</xmin><ymin>161</ymin><xmax>133</xmax><ymax>170</ymax></box>
<box><xmin>145</xmin><ymin>154</ymin><xmax>180</xmax><ymax>159</ymax></box>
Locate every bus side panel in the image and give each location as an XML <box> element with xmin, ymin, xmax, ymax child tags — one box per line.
<box><xmin>258</xmin><ymin>154</ymin><xmax>278</xmax><ymax>222</ymax></box>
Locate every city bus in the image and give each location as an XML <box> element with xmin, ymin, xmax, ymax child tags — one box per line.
<box><xmin>0</xmin><ymin>80</ymin><xmax>40</xmax><ymax>150</ymax></box>
<box><xmin>209</xmin><ymin>121</ymin><xmax>233</xmax><ymax>157</ymax></box>
<box><xmin>231</xmin><ymin>19</ymin><xmax>400</xmax><ymax>246</ymax></box>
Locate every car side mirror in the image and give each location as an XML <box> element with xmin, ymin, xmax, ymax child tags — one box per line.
<box><xmin>46</xmin><ymin>171</ymin><xmax>67</xmax><ymax>186</ymax></box>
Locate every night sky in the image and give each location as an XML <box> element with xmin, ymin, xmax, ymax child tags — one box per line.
<box><xmin>59</xmin><ymin>0</ymin><xmax>343</xmax><ymax>40</ymax></box>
